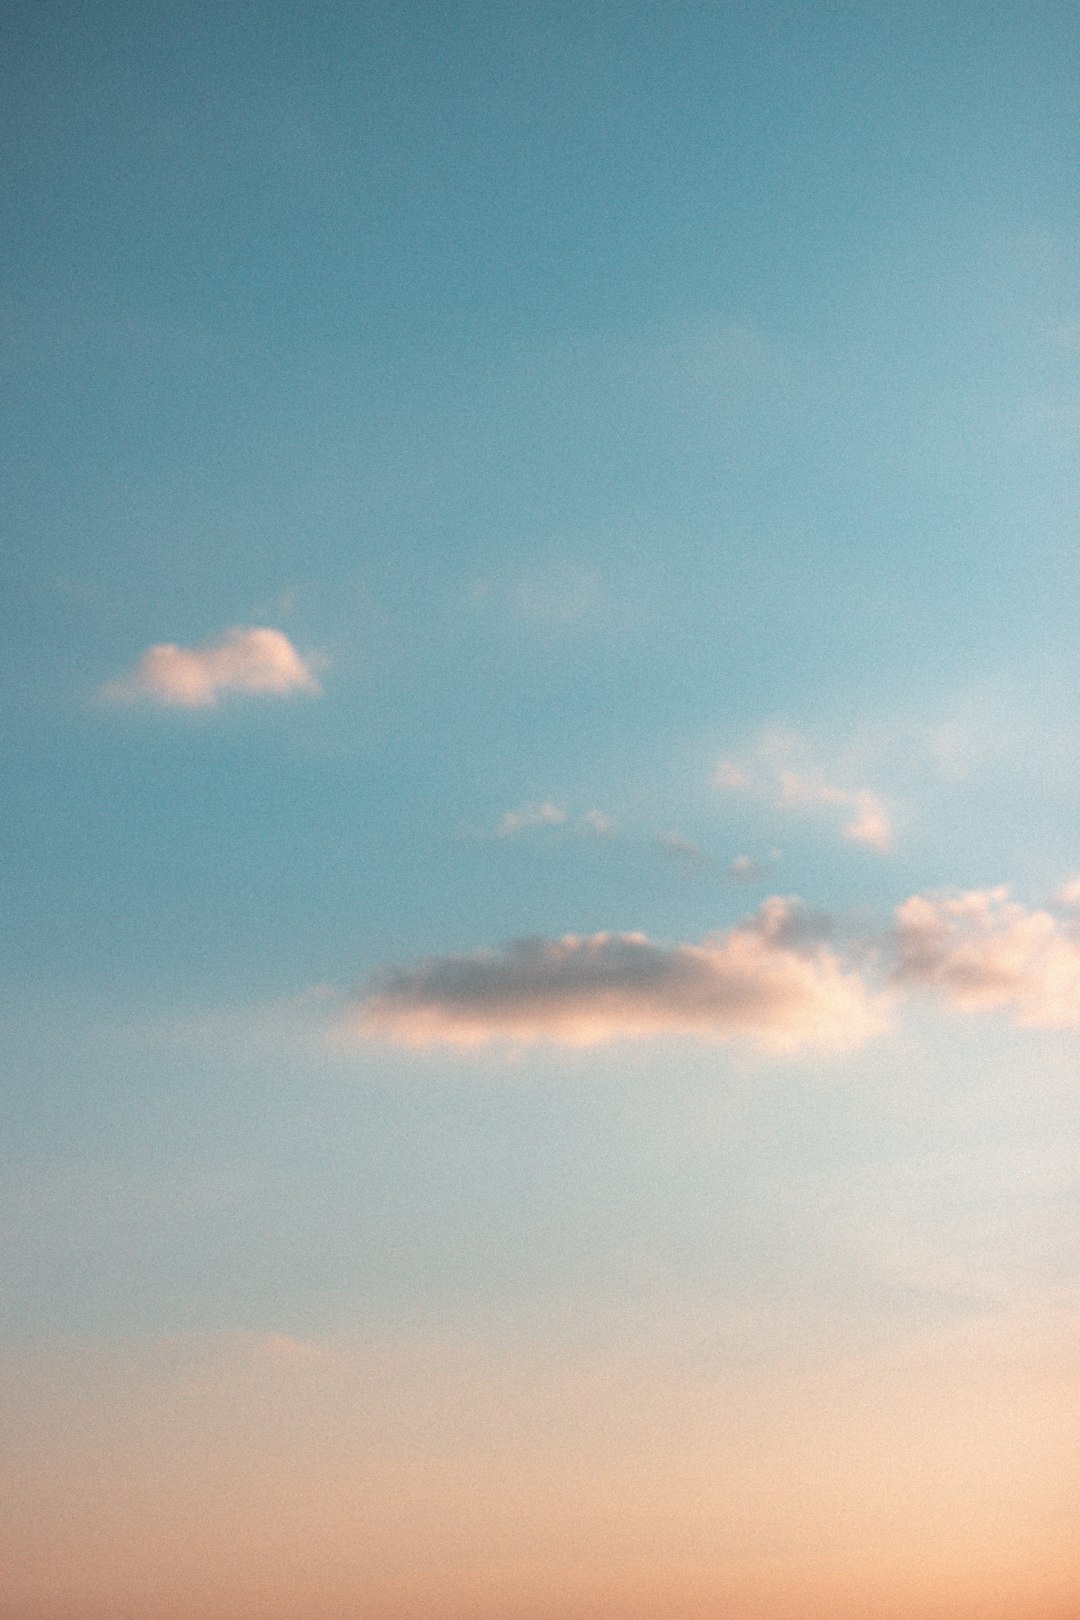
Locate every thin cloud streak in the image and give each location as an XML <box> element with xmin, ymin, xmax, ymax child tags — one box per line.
<box><xmin>484</xmin><ymin>803</ymin><xmax>617</xmax><ymax>838</ymax></box>
<box><xmin>496</xmin><ymin>802</ymin><xmax>569</xmax><ymax>835</ymax></box>
<box><xmin>100</xmin><ymin>626</ymin><xmax>322</xmax><ymax>708</ymax></box>
<box><xmin>348</xmin><ymin>897</ymin><xmax>889</xmax><ymax>1055</ymax></box>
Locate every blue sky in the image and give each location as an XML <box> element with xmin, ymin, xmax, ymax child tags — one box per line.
<box><xmin>3</xmin><ymin>5</ymin><xmax>1080</xmax><ymax>1616</ymax></box>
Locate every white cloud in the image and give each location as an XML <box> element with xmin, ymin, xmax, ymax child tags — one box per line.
<box><xmin>894</xmin><ymin>887</ymin><xmax>1080</xmax><ymax>1029</ymax></box>
<box><xmin>347</xmin><ymin>897</ymin><xmax>888</xmax><ymax>1056</ymax></box>
<box><xmin>101</xmin><ymin>626</ymin><xmax>322</xmax><ymax>709</ymax></box>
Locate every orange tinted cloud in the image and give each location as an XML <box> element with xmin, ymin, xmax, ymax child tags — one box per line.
<box><xmin>716</xmin><ymin>733</ymin><xmax>894</xmax><ymax>853</ymax></box>
<box><xmin>894</xmin><ymin>886</ymin><xmax>1080</xmax><ymax>1028</ymax></box>
<box><xmin>101</xmin><ymin>626</ymin><xmax>322</xmax><ymax>708</ymax></box>
<box><xmin>349</xmin><ymin>897</ymin><xmax>887</xmax><ymax>1054</ymax></box>
<box><xmin>776</xmin><ymin>771</ymin><xmax>893</xmax><ymax>852</ymax></box>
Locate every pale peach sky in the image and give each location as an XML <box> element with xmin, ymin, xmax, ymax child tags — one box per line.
<box><xmin>3</xmin><ymin>1310</ymin><xmax>1077</xmax><ymax>1620</ymax></box>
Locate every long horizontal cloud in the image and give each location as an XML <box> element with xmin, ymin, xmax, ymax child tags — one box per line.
<box><xmin>893</xmin><ymin>886</ymin><xmax>1080</xmax><ymax>1029</ymax></box>
<box><xmin>349</xmin><ymin>898</ymin><xmax>888</xmax><ymax>1054</ymax></box>
<box><xmin>101</xmin><ymin>626</ymin><xmax>322</xmax><ymax>708</ymax></box>
<box><xmin>345</xmin><ymin>883</ymin><xmax>1080</xmax><ymax>1060</ymax></box>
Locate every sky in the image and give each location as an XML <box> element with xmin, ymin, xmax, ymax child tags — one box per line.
<box><xmin>2</xmin><ymin>3</ymin><xmax>1080</xmax><ymax>1616</ymax></box>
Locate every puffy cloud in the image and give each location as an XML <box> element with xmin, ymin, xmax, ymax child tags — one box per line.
<box><xmin>715</xmin><ymin>737</ymin><xmax>893</xmax><ymax>854</ymax></box>
<box><xmin>580</xmin><ymin>808</ymin><xmax>617</xmax><ymax>837</ymax></box>
<box><xmin>101</xmin><ymin>626</ymin><xmax>322</xmax><ymax>708</ymax></box>
<box><xmin>348</xmin><ymin>897</ymin><xmax>887</xmax><ymax>1055</ymax></box>
<box><xmin>893</xmin><ymin>887</ymin><xmax>1080</xmax><ymax>1029</ymax></box>
<box><xmin>339</xmin><ymin>881</ymin><xmax>1080</xmax><ymax>1061</ymax></box>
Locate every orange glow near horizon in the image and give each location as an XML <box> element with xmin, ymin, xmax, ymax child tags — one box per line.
<box><xmin>3</xmin><ymin>1313</ymin><xmax>1076</xmax><ymax>1620</ymax></box>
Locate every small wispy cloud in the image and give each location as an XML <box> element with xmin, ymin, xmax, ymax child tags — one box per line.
<box><xmin>483</xmin><ymin>803</ymin><xmax>617</xmax><ymax>839</ymax></box>
<box><xmin>893</xmin><ymin>887</ymin><xmax>1080</xmax><ymax>1030</ymax></box>
<box><xmin>346</xmin><ymin>897</ymin><xmax>888</xmax><ymax>1056</ymax></box>
<box><xmin>716</xmin><ymin>731</ymin><xmax>893</xmax><ymax>853</ymax></box>
<box><xmin>655</xmin><ymin>831</ymin><xmax>717</xmax><ymax>874</ymax></box>
<box><xmin>655</xmin><ymin>835</ymin><xmax>777</xmax><ymax>883</ymax></box>
<box><xmin>728</xmin><ymin>852</ymin><xmax>780</xmax><ymax>883</ymax></box>
<box><xmin>252</xmin><ymin>585</ymin><xmax>300</xmax><ymax>620</ymax></box>
<box><xmin>100</xmin><ymin>626</ymin><xmax>323</xmax><ymax>709</ymax></box>
<box><xmin>778</xmin><ymin>773</ymin><xmax>893</xmax><ymax>852</ymax></box>
<box><xmin>580</xmin><ymin>808</ymin><xmax>617</xmax><ymax>837</ymax></box>
<box><xmin>715</xmin><ymin>759</ymin><xmax>751</xmax><ymax>792</ymax></box>
<box><xmin>496</xmin><ymin>801</ymin><xmax>569</xmax><ymax>835</ymax></box>
<box><xmin>466</xmin><ymin>560</ymin><xmax>604</xmax><ymax>629</ymax></box>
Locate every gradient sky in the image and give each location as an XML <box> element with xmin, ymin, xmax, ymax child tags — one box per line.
<box><xmin>3</xmin><ymin>4</ymin><xmax>1080</xmax><ymax>1617</ymax></box>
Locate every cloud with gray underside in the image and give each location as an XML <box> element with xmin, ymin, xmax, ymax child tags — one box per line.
<box><xmin>893</xmin><ymin>886</ymin><xmax>1080</xmax><ymax>1028</ymax></box>
<box><xmin>345</xmin><ymin>884</ymin><xmax>1080</xmax><ymax>1059</ymax></box>
<box><xmin>348</xmin><ymin>897</ymin><xmax>886</xmax><ymax>1054</ymax></box>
